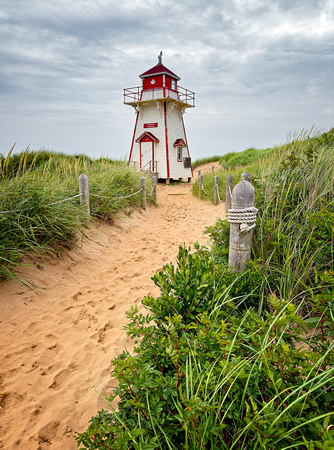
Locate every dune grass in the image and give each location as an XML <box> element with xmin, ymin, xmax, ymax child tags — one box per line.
<box><xmin>192</xmin><ymin>165</ymin><xmax>255</xmax><ymax>203</ymax></box>
<box><xmin>0</xmin><ymin>148</ymin><xmax>154</xmax><ymax>284</ymax></box>
<box><xmin>78</xmin><ymin>128</ymin><xmax>334</xmax><ymax>449</ymax></box>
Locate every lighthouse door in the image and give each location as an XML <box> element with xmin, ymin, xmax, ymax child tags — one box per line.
<box><xmin>141</xmin><ymin>141</ymin><xmax>153</xmax><ymax>171</ymax></box>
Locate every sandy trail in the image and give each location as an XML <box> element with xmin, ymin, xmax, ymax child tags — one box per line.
<box><xmin>0</xmin><ymin>166</ymin><xmax>225</xmax><ymax>449</ymax></box>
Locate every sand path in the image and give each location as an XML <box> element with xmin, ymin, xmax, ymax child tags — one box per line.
<box><xmin>0</xmin><ymin>166</ymin><xmax>225</xmax><ymax>449</ymax></box>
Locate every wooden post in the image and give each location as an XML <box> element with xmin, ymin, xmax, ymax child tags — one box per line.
<box><xmin>141</xmin><ymin>177</ymin><xmax>146</xmax><ymax>210</ymax></box>
<box><xmin>241</xmin><ymin>171</ymin><xmax>251</xmax><ymax>182</ymax></box>
<box><xmin>225</xmin><ymin>174</ymin><xmax>233</xmax><ymax>214</ymax></box>
<box><xmin>212</xmin><ymin>165</ymin><xmax>214</xmax><ymax>173</ymax></box>
<box><xmin>79</xmin><ymin>174</ymin><xmax>90</xmax><ymax>216</ymax></box>
<box><xmin>199</xmin><ymin>174</ymin><xmax>203</xmax><ymax>200</ymax></box>
<box><xmin>228</xmin><ymin>180</ymin><xmax>255</xmax><ymax>273</ymax></box>
<box><xmin>221</xmin><ymin>163</ymin><xmax>225</xmax><ymax>171</ymax></box>
<box><xmin>214</xmin><ymin>175</ymin><xmax>219</xmax><ymax>206</ymax></box>
<box><xmin>152</xmin><ymin>175</ymin><xmax>157</xmax><ymax>205</ymax></box>
<box><xmin>198</xmin><ymin>169</ymin><xmax>201</xmax><ymax>180</ymax></box>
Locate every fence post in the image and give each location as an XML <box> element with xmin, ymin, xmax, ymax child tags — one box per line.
<box><xmin>214</xmin><ymin>175</ymin><xmax>219</xmax><ymax>206</ymax></box>
<box><xmin>228</xmin><ymin>180</ymin><xmax>255</xmax><ymax>273</ymax></box>
<box><xmin>79</xmin><ymin>173</ymin><xmax>90</xmax><ymax>216</ymax></box>
<box><xmin>225</xmin><ymin>174</ymin><xmax>233</xmax><ymax>213</ymax></box>
<box><xmin>198</xmin><ymin>169</ymin><xmax>201</xmax><ymax>180</ymax></box>
<box><xmin>241</xmin><ymin>171</ymin><xmax>251</xmax><ymax>182</ymax></box>
<box><xmin>212</xmin><ymin>165</ymin><xmax>214</xmax><ymax>173</ymax></box>
<box><xmin>199</xmin><ymin>174</ymin><xmax>203</xmax><ymax>200</ymax></box>
<box><xmin>152</xmin><ymin>175</ymin><xmax>157</xmax><ymax>205</ymax></box>
<box><xmin>141</xmin><ymin>177</ymin><xmax>146</xmax><ymax>210</ymax></box>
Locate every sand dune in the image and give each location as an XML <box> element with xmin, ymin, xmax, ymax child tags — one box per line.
<box><xmin>0</xmin><ymin>167</ymin><xmax>225</xmax><ymax>449</ymax></box>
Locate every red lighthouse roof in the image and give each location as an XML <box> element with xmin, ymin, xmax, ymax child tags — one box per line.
<box><xmin>139</xmin><ymin>52</ymin><xmax>181</xmax><ymax>81</ymax></box>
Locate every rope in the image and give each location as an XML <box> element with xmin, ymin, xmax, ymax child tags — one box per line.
<box><xmin>148</xmin><ymin>184</ymin><xmax>156</xmax><ymax>196</ymax></box>
<box><xmin>0</xmin><ymin>193</ymin><xmax>83</xmax><ymax>215</ymax></box>
<box><xmin>48</xmin><ymin>193</ymin><xmax>82</xmax><ymax>206</ymax></box>
<box><xmin>216</xmin><ymin>187</ymin><xmax>223</xmax><ymax>203</ymax></box>
<box><xmin>89</xmin><ymin>188</ymin><xmax>143</xmax><ymax>200</ymax></box>
<box><xmin>227</xmin><ymin>206</ymin><xmax>258</xmax><ymax>233</ymax></box>
<box><xmin>201</xmin><ymin>183</ymin><xmax>210</xmax><ymax>196</ymax></box>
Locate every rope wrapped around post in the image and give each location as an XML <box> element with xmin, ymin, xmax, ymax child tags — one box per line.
<box><xmin>227</xmin><ymin>206</ymin><xmax>258</xmax><ymax>233</ymax></box>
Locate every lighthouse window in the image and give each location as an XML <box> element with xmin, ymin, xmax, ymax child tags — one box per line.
<box><xmin>171</xmin><ymin>79</ymin><xmax>176</xmax><ymax>90</ymax></box>
<box><xmin>177</xmin><ymin>146</ymin><xmax>183</xmax><ymax>161</ymax></box>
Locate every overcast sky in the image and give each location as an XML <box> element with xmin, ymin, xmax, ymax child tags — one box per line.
<box><xmin>0</xmin><ymin>0</ymin><xmax>333</xmax><ymax>161</ymax></box>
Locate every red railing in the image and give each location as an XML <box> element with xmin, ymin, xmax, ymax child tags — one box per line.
<box><xmin>123</xmin><ymin>85</ymin><xmax>195</xmax><ymax>107</ymax></box>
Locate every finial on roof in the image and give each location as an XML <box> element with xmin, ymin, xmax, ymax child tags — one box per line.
<box><xmin>158</xmin><ymin>51</ymin><xmax>162</xmax><ymax>64</ymax></box>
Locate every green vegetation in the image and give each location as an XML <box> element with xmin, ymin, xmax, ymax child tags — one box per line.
<box><xmin>0</xmin><ymin>147</ymin><xmax>154</xmax><ymax>285</ymax></box>
<box><xmin>78</xmin><ymin>129</ymin><xmax>334</xmax><ymax>449</ymax></box>
<box><xmin>191</xmin><ymin>155</ymin><xmax>223</xmax><ymax>169</ymax></box>
<box><xmin>192</xmin><ymin>146</ymin><xmax>273</xmax><ymax>203</ymax></box>
<box><xmin>192</xmin><ymin>166</ymin><xmax>249</xmax><ymax>203</ymax></box>
<box><xmin>191</xmin><ymin>147</ymin><xmax>272</xmax><ymax>171</ymax></box>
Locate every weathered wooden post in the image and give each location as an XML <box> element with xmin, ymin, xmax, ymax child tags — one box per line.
<box><xmin>212</xmin><ymin>165</ymin><xmax>215</xmax><ymax>173</ymax></box>
<box><xmin>141</xmin><ymin>177</ymin><xmax>146</xmax><ymax>210</ymax></box>
<box><xmin>79</xmin><ymin>174</ymin><xmax>90</xmax><ymax>216</ymax></box>
<box><xmin>152</xmin><ymin>175</ymin><xmax>157</xmax><ymax>205</ymax></box>
<box><xmin>227</xmin><ymin>180</ymin><xmax>258</xmax><ymax>273</ymax></box>
<box><xmin>221</xmin><ymin>163</ymin><xmax>225</xmax><ymax>171</ymax></box>
<box><xmin>198</xmin><ymin>169</ymin><xmax>201</xmax><ymax>179</ymax></box>
<box><xmin>214</xmin><ymin>175</ymin><xmax>219</xmax><ymax>206</ymax></box>
<box><xmin>199</xmin><ymin>174</ymin><xmax>203</xmax><ymax>200</ymax></box>
<box><xmin>241</xmin><ymin>171</ymin><xmax>251</xmax><ymax>182</ymax></box>
<box><xmin>225</xmin><ymin>174</ymin><xmax>233</xmax><ymax>214</ymax></box>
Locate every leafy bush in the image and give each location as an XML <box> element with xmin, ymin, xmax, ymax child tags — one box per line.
<box><xmin>78</xmin><ymin>129</ymin><xmax>334</xmax><ymax>449</ymax></box>
<box><xmin>77</xmin><ymin>245</ymin><xmax>334</xmax><ymax>450</ymax></box>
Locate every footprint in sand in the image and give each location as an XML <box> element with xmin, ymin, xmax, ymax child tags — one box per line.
<box><xmin>49</xmin><ymin>366</ymin><xmax>76</xmax><ymax>391</ymax></box>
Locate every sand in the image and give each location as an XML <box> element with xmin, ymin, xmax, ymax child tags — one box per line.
<box><xmin>0</xmin><ymin>164</ymin><xmax>225</xmax><ymax>449</ymax></box>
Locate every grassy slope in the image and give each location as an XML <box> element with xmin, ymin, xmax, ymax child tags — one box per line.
<box><xmin>0</xmin><ymin>149</ymin><xmax>154</xmax><ymax>284</ymax></box>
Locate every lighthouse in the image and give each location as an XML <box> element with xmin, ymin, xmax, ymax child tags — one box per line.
<box><xmin>124</xmin><ymin>52</ymin><xmax>195</xmax><ymax>183</ymax></box>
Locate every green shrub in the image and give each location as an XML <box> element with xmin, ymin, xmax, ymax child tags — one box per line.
<box><xmin>77</xmin><ymin>245</ymin><xmax>334</xmax><ymax>450</ymax></box>
<box><xmin>78</xmin><ymin>129</ymin><xmax>334</xmax><ymax>449</ymax></box>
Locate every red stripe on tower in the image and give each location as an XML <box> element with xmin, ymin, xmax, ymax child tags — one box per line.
<box><xmin>164</xmin><ymin>102</ymin><xmax>170</xmax><ymax>179</ymax></box>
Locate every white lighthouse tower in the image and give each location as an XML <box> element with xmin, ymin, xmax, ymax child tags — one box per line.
<box><xmin>124</xmin><ymin>52</ymin><xmax>195</xmax><ymax>183</ymax></box>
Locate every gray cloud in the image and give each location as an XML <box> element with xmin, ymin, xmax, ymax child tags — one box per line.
<box><xmin>0</xmin><ymin>0</ymin><xmax>333</xmax><ymax>158</ymax></box>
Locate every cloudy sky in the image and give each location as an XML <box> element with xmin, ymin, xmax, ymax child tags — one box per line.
<box><xmin>0</xmin><ymin>0</ymin><xmax>333</xmax><ymax>160</ymax></box>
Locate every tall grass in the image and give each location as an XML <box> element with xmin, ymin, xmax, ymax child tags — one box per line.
<box><xmin>191</xmin><ymin>148</ymin><xmax>272</xmax><ymax>171</ymax></box>
<box><xmin>192</xmin><ymin>155</ymin><xmax>222</xmax><ymax>169</ymax></box>
<box><xmin>0</xmin><ymin>149</ymin><xmax>154</xmax><ymax>284</ymax></box>
<box><xmin>192</xmin><ymin>146</ymin><xmax>273</xmax><ymax>203</ymax></box>
<box><xmin>192</xmin><ymin>165</ymin><xmax>255</xmax><ymax>203</ymax></box>
<box><xmin>78</xmin><ymin>246</ymin><xmax>334</xmax><ymax>449</ymax></box>
<box><xmin>252</xmin><ymin>129</ymin><xmax>334</xmax><ymax>311</ymax></box>
<box><xmin>78</xmin><ymin>128</ymin><xmax>334</xmax><ymax>449</ymax></box>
